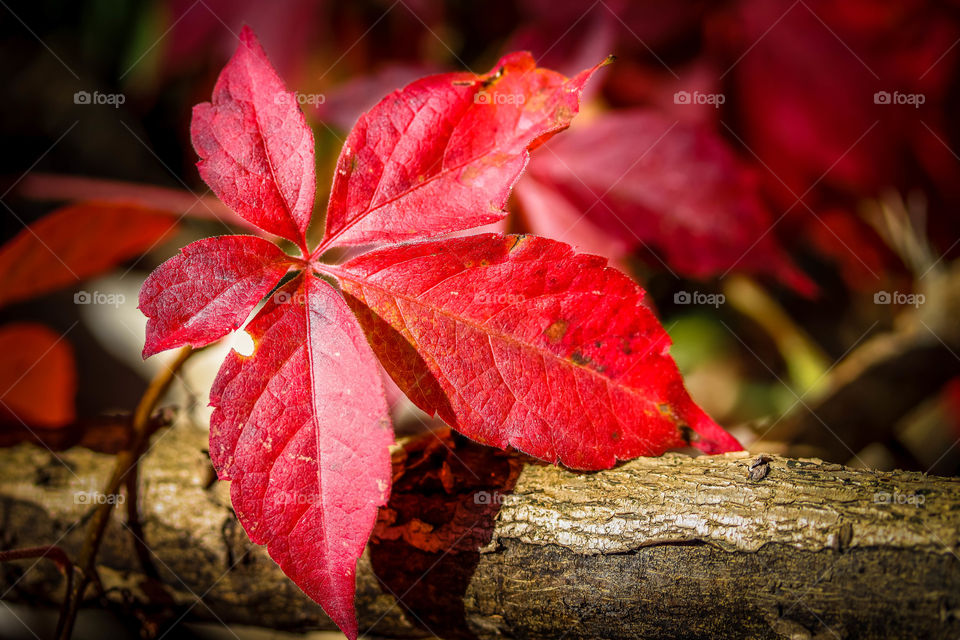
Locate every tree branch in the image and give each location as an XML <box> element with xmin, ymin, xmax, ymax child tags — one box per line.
<box><xmin>1</xmin><ymin>420</ymin><xmax>958</xmax><ymax>639</ymax></box>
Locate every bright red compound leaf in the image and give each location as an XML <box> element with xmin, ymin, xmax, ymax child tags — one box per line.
<box><xmin>140</xmin><ymin>235</ymin><xmax>294</xmax><ymax>357</ymax></box>
<box><xmin>318</xmin><ymin>52</ymin><xmax>609</xmax><ymax>252</ymax></box>
<box><xmin>332</xmin><ymin>234</ymin><xmax>740</xmax><ymax>470</ymax></box>
<box><xmin>208</xmin><ymin>275</ymin><xmax>391</xmax><ymax>640</ymax></box>
<box><xmin>143</xmin><ymin>28</ymin><xmax>741</xmax><ymax>639</ymax></box>
<box><xmin>0</xmin><ymin>202</ymin><xmax>177</xmax><ymax>309</ymax></box>
<box><xmin>0</xmin><ymin>323</ymin><xmax>76</xmax><ymax>429</ymax></box>
<box><xmin>518</xmin><ymin>110</ymin><xmax>814</xmax><ymax>294</ymax></box>
<box><xmin>191</xmin><ymin>26</ymin><xmax>315</xmax><ymax>253</ymax></box>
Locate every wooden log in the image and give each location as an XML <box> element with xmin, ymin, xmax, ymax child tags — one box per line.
<box><xmin>1</xmin><ymin>419</ymin><xmax>958</xmax><ymax>639</ymax></box>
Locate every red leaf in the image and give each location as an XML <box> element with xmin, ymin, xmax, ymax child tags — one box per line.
<box><xmin>520</xmin><ymin>110</ymin><xmax>814</xmax><ymax>294</ymax></box>
<box><xmin>0</xmin><ymin>202</ymin><xmax>177</xmax><ymax>309</ymax></box>
<box><xmin>191</xmin><ymin>26</ymin><xmax>315</xmax><ymax>252</ymax></box>
<box><xmin>332</xmin><ymin>234</ymin><xmax>741</xmax><ymax>470</ymax></box>
<box><xmin>144</xmin><ymin>33</ymin><xmax>743</xmax><ymax>639</ymax></box>
<box><xmin>0</xmin><ymin>323</ymin><xmax>75</xmax><ymax>429</ymax></box>
<box><xmin>209</xmin><ymin>274</ymin><xmax>392</xmax><ymax>639</ymax></box>
<box><xmin>318</xmin><ymin>53</ymin><xmax>608</xmax><ymax>251</ymax></box>
<box><xmin>139</xmin><ymin>235</ymin><xmax>295</xmax><ymax>358</ymax></box>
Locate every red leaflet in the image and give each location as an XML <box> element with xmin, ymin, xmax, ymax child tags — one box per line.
<box><xmin>191</xmin><ymin>26</ymin><xmax>315</xmax><ymax>252</ymax></box>
<box><xmin>143</xmin><ymin>29</ymin><xmax>740</xmax><ymax>639</ymax></box>
<box><xmin>0</xmin><ymin>202</ymin><xmax>176</xmax><ymax>308</ymax></box>
<box><xmin>0</xmin><ymin>323</ymin><xmax>76</xmax><ymax>429</ymax></box>
<box><xmin>140</xmin><ymin>235</ymin><xmax>294</xmax><ymax>357</ymax></box>
<box><xmin>334</xmin><ymin>234</ymin><xmax>740</xmax><ymax>470</ymax></box>
<box><xmin>209</xmin><ymin>275</ymin><xmax>391</xmax><ymax>639</ymax></box>
<box><xmin>519</xmin><ymin>110</ymin><xmax>814</xmax><ymax>294</ymax></box>
<box><xmin>319</xmin><ymin>53</ymin><xmax>608</xmax><ymax>251</ymax></box>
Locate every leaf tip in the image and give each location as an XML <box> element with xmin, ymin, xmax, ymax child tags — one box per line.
<box><xmin>238</xmin><ymin>24</ymin><xmax>257</xmax><ymax>47</ymax></box>
<box><xmin>688</xmin><ymin>411</ymin><xmax>743</xmax><ymax>455</ymax></box>
<box><xmin>339</xmin><ymin>616</ymin><xmax>359</xmax><ymax>640</ymax></box>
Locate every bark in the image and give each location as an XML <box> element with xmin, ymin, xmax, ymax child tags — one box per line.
<box><xmin>1</xmin><ymin>418</ymin><xmax>959</xmax><ymax>639</ymax></box>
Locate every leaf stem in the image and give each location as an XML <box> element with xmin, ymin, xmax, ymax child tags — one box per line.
<box><xmin>311</xmin><ymin>261</ymin><xmax>349</xmax><ymax>281</ymax></box>
<box><xmin>55</xmin><ymin>346</ymin><xmax>193</xmax><ymax>640</ymax></box>
<box><xmin>0</xmin><ymin>545</ymin><xmax>74</xmax><ymax>636</ymax></box>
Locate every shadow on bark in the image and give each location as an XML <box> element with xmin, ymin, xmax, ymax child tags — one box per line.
<box><xmin>367</xmin><ymin>428</ymin><xmax>526</xmax><ymax>639</ymax></box>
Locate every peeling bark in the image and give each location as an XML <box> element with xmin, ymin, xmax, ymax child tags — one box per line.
<box><xmin>1</xmin><ymin>418</ymin><xmax>958</xmax><ymax>639</ymax></box>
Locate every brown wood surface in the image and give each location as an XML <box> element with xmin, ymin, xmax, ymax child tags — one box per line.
<box><xmin>1</xmin><ymin>419</ymin><xmax>958</xmax><ymax>639</ymax></box>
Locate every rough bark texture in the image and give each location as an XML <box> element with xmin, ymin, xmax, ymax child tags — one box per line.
<box><xmin>1</xmin><ymin>417</ymin><xmax>959</xmax><ymax>639</ymax></box>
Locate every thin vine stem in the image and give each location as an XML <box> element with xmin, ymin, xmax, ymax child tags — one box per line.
<box><xmin>55</xmin><ymin>346</ymin><xmax>194</xmax><ymax>640</ymax></box>
<box><xmin>0</xmin><ymin>545</ymin><xmax>74</xmax><ymax>636</ymax></box>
